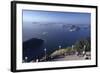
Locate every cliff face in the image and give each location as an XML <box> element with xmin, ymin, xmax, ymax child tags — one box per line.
<box><xmin>23</xmin><ymin>38</ymin><xmax>44</xmax><ymax>49</ymax></box>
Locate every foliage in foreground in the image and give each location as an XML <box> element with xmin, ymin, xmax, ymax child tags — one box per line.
<box><xmin>74</xmin><ymin>38</ymin><xmax>91</xmax><ymax>52</ymax></box>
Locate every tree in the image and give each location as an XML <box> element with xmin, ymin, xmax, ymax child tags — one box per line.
<box><xmin>74</xmin><ymin>38</ymin><xmax>91</xmax><ymax>54</ymax></box>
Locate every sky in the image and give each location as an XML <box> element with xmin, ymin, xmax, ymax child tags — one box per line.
<box><xmin>23</xmin><ymin>10</ymin><xmax>91</xmax><ymax>25</ymax></box>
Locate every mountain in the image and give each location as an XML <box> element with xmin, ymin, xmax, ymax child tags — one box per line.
<box><xmin>62</xmin><ymin>24</ymin><xmax>80</xmax><ymax>31</ymax></box>
<box><xmin>23</xmin><ymin>38</ymin><xmax>44</xmax><ymax>49</ymax></box>
<box><xmin>69</xmin><ymin>25</ymin><xmax>80</xmax><ymax>31</ymax></box>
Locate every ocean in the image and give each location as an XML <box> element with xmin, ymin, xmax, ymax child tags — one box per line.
<box><xmin>22</xmin><ymin>22</ymin><xmax>90</xmax><ymax>62</ymax></box>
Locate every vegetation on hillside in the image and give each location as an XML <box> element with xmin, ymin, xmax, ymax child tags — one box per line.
<box><xmin>50</xmin><ymin>38</ymin><xmax>91</xmax><ymax>58</ymax></box>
